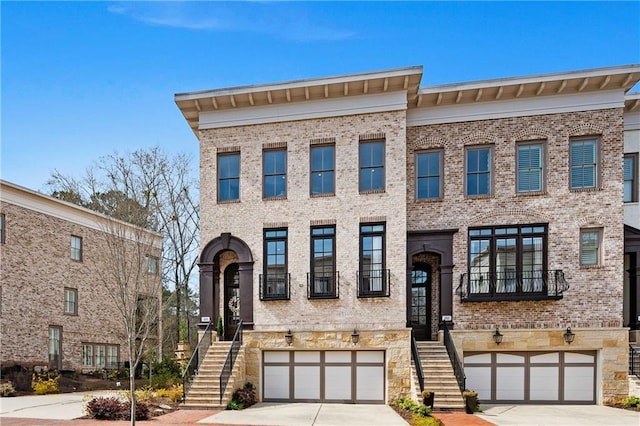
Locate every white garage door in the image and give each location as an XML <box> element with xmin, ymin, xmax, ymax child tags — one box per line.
<box><xmin>464</xmin><ymin>351</ymin><xmax>596</xmax><ymax>404</ymax></box>
<box><xmin>263</xmin><ymin>350</ymin><xmax>385</xmax><ymax>403</ymax></box>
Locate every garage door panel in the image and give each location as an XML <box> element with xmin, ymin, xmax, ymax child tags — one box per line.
<box><xmin>264</xmin><ymin>365</ymin><xmax>290</xmax><ymax>399</ymax></box>
<box><xmin>530</xmin><ymin>366</ymin><xmax>559</xmax><ymax>400</ymax></box>
<box><xmin>565</xmin><ymin>352</ymin><xmax>594</xmax><ymax>363</ymax></box>
<box><xmin>356</xmin><ymin>366</ymin><xmax>384</xmax><ymax>401</ymax></box>
<box><xmin>325</xmin><ymin>366</ymin><xmax>351</xmax><ymax>400</ymax></box>
<box><xmin>294</xmin><ymin>366</ymin><xmax>320</xmax><ymax>400</ymax></box>
<box><xmin>465</xmin><ymin>366</ymin><xmax>492</xmax><ymax>402</ymax></box>
<box><xmin>563</xmin><ymin>366</ymin><xmax>594</xmax><ymax>401</ymax></box>
<box><xmin>496</xmin><ymin>366</ymin><xmax>525</xmax><ymax>400</ymax></box>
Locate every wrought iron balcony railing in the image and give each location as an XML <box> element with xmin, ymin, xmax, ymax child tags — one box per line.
<box><xmin>307</xmin><ymin>271</ymin><xmax>339</xmax><ymax>299</ymax></box>
<box><xmin>259</xmin><ymin>273</ymin><xmax>290</xmax><ymax>301</ymax></box>
<box><xmin>458</xmin><ymin>270</ymin><xmax>569</xmax><ymax>302</ymax></box>
<box><xmin>357</xmin><ymin>268</ymin><xmax>390</xmax><ymax>298</ymax></box>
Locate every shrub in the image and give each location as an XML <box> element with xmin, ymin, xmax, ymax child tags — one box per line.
<box><xmin>156</xmin><ymin>384</ymin><xmax>183</xmax><ymax>403</ymax></box>
<box><xmin>230</xmin><ymin>382</ymin><xmax>257</xmax><ymax>409</ymax></box>
<box><xmin>151</xmin><ymin>357</ymin><xmax>182</xmax><ymax>388</ymax></box>
<box><xmin>31</xmin><ymin>372</ymin><xmax>59</xmax><ymax>395</ymax></box>
<box><xmin>622</xmin><ymin>395</ymin><xmax>640</xmax><ymax>408</ymax></box>
<box><xmin>393</xmin><ymin>397</ymin><xmax>432</xmax><ymax>418</ymax></box>
<box><xmin>3</xmin><ymin>367</ymin><xmax>31</xmax><ymax>392</ymax></box>
<box><xmin>1</xmin><ymin>382</ymin><xmax>16</xmax><ymax>397</ymax></box>
<box><xmin>85</xmin><ymin>397</ymin><xmax>125</xmax><ymax>420</ymax></box>
<box><xmin>227</xmin><ymin>400</ymin><xmax>244</xmax><ymax>410</ymax></box>
<box><xmin>122</xmin><ymin>400</ymin><xmax>150</xmax><ymax>420</ymax></box>
<box><xmin>134</xmin><ymin>385</ymin><xmax>155</xmax><ymax>403</ymax></box>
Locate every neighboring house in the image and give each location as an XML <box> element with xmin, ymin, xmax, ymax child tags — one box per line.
<box><xmin>625</xmin><ymin>93</ymin><xmax>640</xmax><ymax>342</ymax></box>
<box><xmin>0</xmin><ymin>180</ymin><xmax>163</xmax><ymax>372</ymax></box>
<box><xmin>175</xmin><ymin>64</ymin><xmax>640</xmax><ymax>406</ymax></box>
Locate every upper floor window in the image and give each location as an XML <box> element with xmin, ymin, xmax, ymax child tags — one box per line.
<box><xmin>309</xmin><ymin>226</ymin><xmax>337</xmax><ymax>298</ymax></box>
<box><xmin>0</xmin><ymin>213</ymin><xmax>4</xmax><ymax>244</ymax></box>
<box><xmin>416</xmin><ymin>150</ymin><xmax>442</xmax><ymax>199</ymax></box>
<box><xmin>517</xmin><ymin>142</ymin><xmax>544</xmax><ymax>193</ymax></box>
<box><xmin>218</xmin><ymin>152</ymin><xmax>240</xmax><ymax>202</ymax></box>
<box><xmin>310</xmin><ymin>145</ymin><xmax>335</xmax><ymax>196</ymax></box>
<box><xmin>359</xmin><ymin>141</ymin><xmax>385</xmax><ymax>192</ymax></box>
<box><xmin>261</xmin><ymin>229</ymin><xmax>289</xmax><ymax>300</ymax></box>
<box><xmin>71</xmin><ymin>235</ymin><xmax>82</xmax><ymax>261</ymax></box>
<box><xmin>64</xmin><ymin>288</ymin><xmax>78</xmax><ymax>315</ymax></box>
<box><xmin>145</xmin><ymin>256</ymin><xmax>159</xmax><ymax>274</ymax></box>
<box><xmin>466</xmin><ymin>146</ymin><xmax>492</xmax><ymax>197</ymax></box>
<box><xmin>358</xmin><ymin>223</ymin><xmax>389</xmax><ymax>297</ymax></box>
<box><xmin>263</xmin><ymin>149</ymin><xmax>287</xmax><ymax>199</ymax></box>
<box><xmin>624</xmin><ymin>154</ymin><xmax>638</xmax><ymax>203</ymax></box>
<box><xmin>580</xmin><ymin>228</ymin><xmax>602</xmax><ymax>266</ymax></box>
<box><xmin>570</xmin><ymin>137</ymin><xmax>599</xmax><ymax>190</ymax></box>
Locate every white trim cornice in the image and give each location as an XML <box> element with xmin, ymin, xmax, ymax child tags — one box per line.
<box><xmin>199</xmin><ymin>91</ymin><xmax>408</xmax><ymax>129</ymax></box>
<box><xmin>407</xmin><ymin>90</ymin><xmax>625</xmax><ymax>126</ymax></box>
<box><xmin>625</xmin><ymin>111</ymin><xmax>640</xmax><ymax>131</ymax></box>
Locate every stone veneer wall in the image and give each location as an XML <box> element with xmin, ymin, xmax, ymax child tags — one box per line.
<box><xmin>242</xmin><ymin>329</ymin><xmax>411</xmax><ymax>403</ymax></box>
<box><xmin>199</xmin><ymin>110</ymin><xmax>408</xmax><ymax>332</ymax></box>
<box><xmin>406</xmin><ymin>108</ymin><xmax>625</xmax><ymax>329</ymax></box>
<box><xmin>0</xmin><ymin>201</ymin><xmax>161</xmax><ymax>370</ymax></box>
<box><xmin>450</xmin><ymin>328</ymin><xmax>629</xmax><ymax>402</ymax></box>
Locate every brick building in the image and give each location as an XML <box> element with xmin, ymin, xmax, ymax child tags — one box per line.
<box><xmin>175</xmin><ymin>64</ymin><xmax>640</xmax><ymax>406</ymax></box>
<box><xmin>0</xmin><ymin>180</ymin><xmax>163</xmax><ymax>372</ymax></box>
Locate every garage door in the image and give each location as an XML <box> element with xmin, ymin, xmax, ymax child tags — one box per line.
<box><xmin>262</xmin><ymin>350</ymin><xmax>385</xmax><ymax>403</ymax></box>
<box><xmin>464</xmin><ymin>351</ymin><xmax>596</xmax><ymax>404</ymax></box>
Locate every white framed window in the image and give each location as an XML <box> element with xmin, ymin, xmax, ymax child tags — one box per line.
<box><xmin>70</xmin><ymin>235</ymin><xmax>82</xmax><ymax>261</ymax></box>
<box><xmin>517</xmin><ymin>142</ymin><xmax>544</xmax><ymax>193</ymax></box>
<box><xmin>580</xmin><ymin>229</ymin><xmax>602</xmax><ymax>266</ymax></box>
<box><xmin>570</xmin><ymin>137</ymin><xmax>599</xmax><ymax>190</ymax></box>
<box><xmin>64</xmin><ymin>288</ymin><xmax>78</xmax><ymax>315</ymax></box>
<box><xmin>82</xmin><ymin>344</ymin><xmax>94</xmax><ymax>367</ymax></box>
<box><xmin>145</xmin><ymin>256</ymin><xmax>159</xmax><ymax>274</ymax></box>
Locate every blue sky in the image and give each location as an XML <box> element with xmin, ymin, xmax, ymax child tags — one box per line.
<box><xmin>2</xmin><ymin>1</ymin><xmax>639</xmax><ymax>191</ymax></box>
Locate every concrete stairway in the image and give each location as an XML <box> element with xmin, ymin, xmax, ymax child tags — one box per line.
<box><xmin>415</xmin><ymin>341</ymin><xmax>465</xmax><ymax>411</ymax></box>
<box><xmin>182</xmin><ymin>342</ymin><xmax>244</xmax><ymax>409</ymax></box>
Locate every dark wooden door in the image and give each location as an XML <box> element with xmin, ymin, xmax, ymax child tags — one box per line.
<box><xmin>224</xmin><ymin>263</ymin><xmax>240</xmax><ymax>340</ymax></box>
<box><xmin>411</xmin><ymin>263</ymin><xmax>431</xmax><ymax>340</ymax></box>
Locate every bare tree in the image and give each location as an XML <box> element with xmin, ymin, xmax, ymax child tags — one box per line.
<box><xmin>97</xmin><ymin>205</ymin><xmax>163</xmax><ymax>425</ymax></box>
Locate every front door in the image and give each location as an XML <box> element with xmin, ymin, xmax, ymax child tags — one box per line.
<box><xmin>224</xmin><ymin>263</ymin><xmax>240</xmax><ymax>340</ymax></box>
<box><xmin>411</xmin><ymin>263</ymin><xmax>431</xmax><ymax>340</ymax></box>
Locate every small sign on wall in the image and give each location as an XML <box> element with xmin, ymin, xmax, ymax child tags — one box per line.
<box><xmin>441</xmin><ymin>315</ymin><xmax>452</xmax><ymax>322</ymax></box>
<box><xmin>201</xmin><ymin>316</ymin><xmax>211</xmax><ymax>323</ymax></box>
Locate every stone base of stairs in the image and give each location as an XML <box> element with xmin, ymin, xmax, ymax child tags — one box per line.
<box><xmin>415</xmin><ymin>341</ymin><xmax>466</xmax><ymax>412</ymax></box>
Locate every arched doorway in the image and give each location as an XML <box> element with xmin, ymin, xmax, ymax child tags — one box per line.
<box><xmin>411</xmin><ymin>262</ymin><xmax>432</xmax><ymax>340</ymax></box>
<box><xmin>224</xmin><ymin>263</ymin><xmax>240</xmax><ymax>340</ymax></box>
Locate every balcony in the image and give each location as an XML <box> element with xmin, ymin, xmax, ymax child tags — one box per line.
<box><xmin>259</xmin><ymin>273</ymin><xmax>290</xmax><ymax>301</ymax></box>
<box><xmin>307</xmin><ymin>272</ymin><xmax>339</xmax><ymax>299</ymax></box>
<box><xmin>458</xmin><ymin>270</ymin><xmax>569</xmax><ymax>302</ymax></box>
<box><xmin>357</xmin><ymin>269</ymin><xmax>390</xmax><ymax>298</ymax></box>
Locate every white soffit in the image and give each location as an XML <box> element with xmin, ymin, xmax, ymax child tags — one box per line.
<box><xmin>407</xmin><ymin>90</ymin><xmax>624</xmax><ymax>126</ymax></box>
<box><xmin>199</xmin><ymin>91</ymin><xmax>408</xmax><ymax>129</ymax></box>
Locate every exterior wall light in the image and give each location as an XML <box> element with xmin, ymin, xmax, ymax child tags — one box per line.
<box><xmin>351</xmin><ymin>329</ymin><xmax>360</xmax><ymax>345</ymax></box>
<box><xmin>493</xmin><ymin>327</ymin><xmax>503</xmax><ymax>345</ymax></box>
<box><xmin>563</xmin><ymin>327</ymin><xmax>575</xmax><ymax>344</ymax></box>
<box><xmin>285</xmin><ymin>329</ymin><xmax>293</xmax><ymax>346</ymax></box>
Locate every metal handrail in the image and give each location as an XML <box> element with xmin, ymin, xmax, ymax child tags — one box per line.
<box><xmin>441</xmin><ymin>321</ymin><xmax>465</xmax><ymax>392</ymax></box>
<box><xmin>411</xmin><ymin>330</ymin><xmax>424</xmax><ymax>393</ymax></box>
<box><xmin>181</xmin><ymin>320</ymin><xmax>213</xmax><ymax>402</ymax></box>
<box><xmin>219</xmin><ymin>320</ymin><xmax>243</xmax><ymax>404</ymax></box>
<box><xmin>630</xmin><ymin>344</ymin><xmax>640</xmax><ymax>378</ymax></box>
<box><xmin>458</xmin><ymin>269</ymin><xmax>569</xmax><ymax>301</ymax></box>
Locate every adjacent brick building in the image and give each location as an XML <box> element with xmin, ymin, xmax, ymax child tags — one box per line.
<box><xmin>175</xmin><ymin>64</ymin><xmax>640</xmax><ymax>405</ymax></box>
<box><xmin>0</xmin><ymin>180</ymin><xmax>163</xmax><ymax>372</ymax></box>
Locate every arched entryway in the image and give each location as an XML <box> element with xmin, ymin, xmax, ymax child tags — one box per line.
<box><xmin>199</xmin><ymin>233</ymin><xmax>254</xmax><ymax>335</ymax></box>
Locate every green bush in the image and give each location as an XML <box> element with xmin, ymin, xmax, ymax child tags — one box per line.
<box><xmin>622</xmin><ymin>395</ymin><xmax>640</xmax><ymax>408</ymax></box>
<box><xmin>230</xmin><ymin>382</ymin><xmax>257</xmax><ymax>409</ymax></box>
<box><xmin>150</xmin><ymin>357</ymin><xmax>182</xmax><ymax>388</ymax></box>
<box><xmin>393</xmin><ymin>397</ymin><xmax>432</xmax><ymax>417</ymax></box>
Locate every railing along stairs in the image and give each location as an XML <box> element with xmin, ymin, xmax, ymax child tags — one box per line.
<box><xmin>219</xmin><ymin>320</ymin><xmax>243</xmax><ymax>404</ymax></box>
<box><xmin>181</xmin><ymin>320</ymin><xmax>213</xmax><ymax>401</ymax></box>
<box><xmin>630</xmin><ymin>344</ymin><xmax>640</xmax><ymax>378</ymax></box>
<box><xmin>442</xmin><ymin>321</ymin><xmax>466</xmax><ymax>392</ymax></box>
<box><xmin>411</xmin><ymin>330</ymin><xmax>424</xmax><ymax>393</ymax></box>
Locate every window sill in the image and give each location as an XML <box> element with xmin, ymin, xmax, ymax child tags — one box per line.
<box><xmin>464</xmin><ymin>194</ymin><xmax>492</xmax><ymax>200</ymax></box>
<box><xmin>310</xmin><ymin>193</ymin><xmax>335</xmax><ymax>198</ymax></box>
<box><xmin>579</xmin><ymin>264</ymin><xmax>605</xmax><ymax>269</ymax></box>
<box><xmin>217</xmin><ymin>199</ymin><xmax>241</xmax><ymax>204</ymax></box>
<box><xmin>569</xmin><ymin>187</ymin><xmax>601</xmax><ymax>193</ymax></box>
<box><xmin>515</xmin><ymin>191</ymin><xmax>547</xmax><ymax>197</ymax></box>
<box><xmin>359</xmin><ymin>189</ymin><xmax>386</xmax><ymax>195</ymax></box>
<box><xmin>64</xmin><ymin>312</ymin><xmax>78</xmax><ymax>316</ymax></box>
<box><xmin>414</xmin><ymin>197</ymin><xmax>444</xmax><ymax>203</ymax></box>
<box><xmin>263</xmin><ymin>196</ymin><xmax>287</xmax><ymax>201</ymax></box>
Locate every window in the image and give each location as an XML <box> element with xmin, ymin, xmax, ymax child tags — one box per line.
<box><xmin>310</xmin><ymin>145</ymin><xmax>335</xmax><ymax>195</ymax></box>
<box><xmin>83</xmin><ymin>343</ymin><xmax>118</xmax><ymax>368</ymax></box>
<box><xmin>624</xmin><ymin>154</ymin><xmax>638</xmax><ymax>203</ymax></box>
<box><xmin>416</xmin><ymin>151</ymin><xmax>442</xmax><ymax>199</ymax></box>
<box><xmin>468</xmin><ymin>225</ymin><xmax>547</xmax><ymax>297</ymax></box>
<box><xmin>359</xmin><ymin>141</ymin><xmax>385</xmax><ymax>192</ymax></box>
<box><xmin>0</xmin><ymin>213</ymin><xmax>5</xmax><ymax>244</ymax></box>
<box><xmin>309</xmin><ymin>226</ymin><xmax>337</xmax><ymax>298</ymax></box>
<box><xmin>218</xmin><ymin>152</ymin><xmax>240</xmax><ymax>201</ymax></box>
<box><xmin>261</xmin><ymin>229</ymin><xmax>289</xmax><ymax>300</ymax></box>
<box><xmin>359</xmin><ymin>223</ymin><xmax>388</xmax><ymax>297</ymax></box>
<box><xmin>49</xmin><ymin>326</ymin><xmax>62</xmax><ymax>370</ymax></box>
<box><xmin>145</xmin><ymin>256</ymin><xmax>159</xmax><ymax>274</ymax></box>
<box><xmin>263</xmin><ymin>149</ymin><xmax>287</xmax><ymax>198</ymax></box>
<box><xmin>70</xmin><ymin>235</ymin><xmax>82</xmax><ymax>261</ymax></box>
<box><xmin>580</xmin><ymin>229</ymin><xmax>602</xmax><ymax>266</ymax></box>
<box><xmin>570</xmin><ymin>137</ymin><xmax>599</xmax><ymax>189</ymax></box>
<box><xmin>64</xmin><ymin>288</ymin><xmax>78</xmax><ymax>315</ymax></box>
<box><xmin>466</xmin><ymin>146</ymin><xmax>492</xmax><ymax>196</ymax></box>
<box><xmin>517</xmin><ymin>143</ymin><xmax>544</xmax><ymax>193</ymax></box>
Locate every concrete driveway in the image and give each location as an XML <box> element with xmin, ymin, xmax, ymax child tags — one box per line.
<box><xmin>0</xmin><ymin>391</ymin><xmax>117</xmax><ymax>420</ymax></box>
<box><xmin>199</xmin><ymin>402</ymin><xmax>409</xmax><ymax>425</ymax></box>
<box><xmin>476</xmin><ymin>404</ymin><xmax>640</xmax><ymax>426</ymax></box>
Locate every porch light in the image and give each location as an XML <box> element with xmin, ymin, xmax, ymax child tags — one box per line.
<box><xmin>284</xmin><ymin>329</ymin><xmax>293</xmax><ymax>346</ymax></box>
<box><xmin>493</xmin><ymin>327</ymin><xmax>503</xmax><ymax>345</ymax></box>
<box><xmin>351</xmin><ymin>329</ymin><xmax>360</xmax><ymax>345</ymax></box>
<box><xmin>563</xmin><ymin>327</ymin><xmax>575</xmax><ymax>344</ymax></box>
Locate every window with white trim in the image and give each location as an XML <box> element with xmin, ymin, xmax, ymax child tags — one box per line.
<box><xmin>517</xmin><ymin>142</ymin><xmax>544</xmax><ymax>193</ymax></box>
<box><xmin>580</xmin><ymin>229</ymin><xmax>602</xmax><ymax>266</ymax></box>
<box><xmin>64</xmin><ymin>288</ymin><xmax>78</xmax><ymax>315</ymax></box>
<box><xmin>570</xmin><ymin>137</ymin><xmax>599</xmax><ymax>190</ymax></box>
<box><xmin>70</xmin><ymin>235</ymin><xmax>82</xmax><ymax>261</ymax></box>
